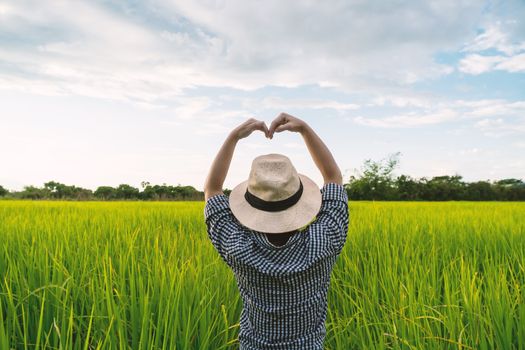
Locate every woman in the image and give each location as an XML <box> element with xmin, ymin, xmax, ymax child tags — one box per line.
<box><xmin>203</xmin><ymin>112</ymin><xmax>349</xmax><ymax>349</ymax></box>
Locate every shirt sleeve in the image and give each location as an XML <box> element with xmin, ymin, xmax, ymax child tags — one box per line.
<box><xmin>316</xmin><ymin>183</ymin><xmax>349</xmax><ymax>254</ymax></box>
<box><xmin>204</xmin><ymin>193</ymin><xmax>243</xmax><ymax>264</ymax></box>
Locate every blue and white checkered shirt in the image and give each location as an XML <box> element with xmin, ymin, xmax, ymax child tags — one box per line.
<box><xmin>204</xmin><ymin>183</ymin><xmax>349</xmax><ymax>349</ymax></box>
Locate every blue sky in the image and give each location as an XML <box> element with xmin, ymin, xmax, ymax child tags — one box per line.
<box><xmin>1</xmin><ymin>0</ymin><xmax>524</xmax><ymax>191</ymax></box>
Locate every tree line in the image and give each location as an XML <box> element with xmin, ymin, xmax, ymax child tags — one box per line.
<box><xmin>345</xmin><ymin>153</ymin><xmax>525</xmax><ymax>201</ymax></box>
<box><xmin>0</xmin><ymin>181</ymin><xmax>204</xmax><ymax>201</ymax></box>
<box><xmin>0</xmin><ymin>154</ymin><xmax>523</xmax><ymax>201</ymax></box>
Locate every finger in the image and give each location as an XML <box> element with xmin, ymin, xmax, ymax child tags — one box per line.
<box><xmin>246</xmin><ymin>119</ymin><xmax>262</xmax><ymax>128</ymax></box>
<box><xmin>269</xmin><ymin>114</ymin><xmax>287</xmax><ymax>138</ymax></box>
<box><xmin>269</xmin><ymin>113</ymin><xmax>286</xmax><ymax>132</ymax></box>
<box><xmin>275</xmin><ymin>123</ymin><xmax>291</xmax><ymax>133</ymax></box>
<box><xmin>239</xmin><ymin>118</ymin><xmax>256</xmax><ymax>131</ymax></box>
<box><xmin>254</xmin><ymin>121</ymin><xmax>270</xmax><ymax>138</ymax></box>
<box><xmin>247</xmin><ymin>118</ymin><xmax>264</xmax><ymax>126</ymax></box>
<box><xmin>245</xmin><ymin>118</ymin><xmax>261</xmax><ymax>131</ymax></box>
<box><xmin>262</xmin><ymin>122</ymin><xmax>270</xmax><ymax>138</ymax></box>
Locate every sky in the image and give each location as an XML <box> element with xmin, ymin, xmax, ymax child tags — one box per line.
<box><xmin>1</xmin><ymin>0</ymin><xmax>524</xmax><ymax>192</ymax></box>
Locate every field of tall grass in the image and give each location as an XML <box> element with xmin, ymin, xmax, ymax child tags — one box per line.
<box><xmin>0</xmin><ymin>200</ymin><xmax>524</xmax><ymax>349</ymax></box>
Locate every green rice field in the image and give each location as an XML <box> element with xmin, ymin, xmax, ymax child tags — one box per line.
<box><xmin>0</xmin><ymin>200</ymin><xmax>524</xmax><ymax>349</ymax></box>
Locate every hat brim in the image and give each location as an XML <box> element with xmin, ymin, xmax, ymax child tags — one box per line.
<box><xmin>229</xmin><ymin>174</ymin><xmax>322</xmax><ymax>234</ymax></box>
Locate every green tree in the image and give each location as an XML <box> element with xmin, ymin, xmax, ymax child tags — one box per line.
<box><xmin>495</xmin><ymin>179</ymin><xmax>525</xmax><ymax>200</ymax></box>
<box><xmin>19</xmin><ymin>186</ymin><xmax>47</xmax><ymax>199</ymax></box>
<box><xmin>465</xmin><ymin>181</ymin><xmax>494</xmax><ymax>200</ymax></box>
<box><xmin>44</xmin><ymin>181</ymin><xmax>93</xmax><ymax>200</ymax></box>
<box><xmin>0</xmin><ymin>185</ymin><xmax>8</xmax><ymax>197</ymax></box>
<box><xmin>115</xmin><ymin>184</ymin><xmax>139</xmax><ymax>199</ymax></box>
<box><xmin>94</xmin><ymin>186</ymin><xmax>117</xmax><ymax>200</ymax></box>
<box><xmin>496</xmin><ymin>178</ymin><xmax>524</xmax><ymax>186</ymax></box>
<box><xmin>346</xmin><ymin>152</ymin><xmax>400</xmax><ymax>200</ymax></box>
<box><xmin>424</xmin><ymin>175</ymin><xmax>465</xmax><ymax>200</ymax></box>
<box><xmin>140</xmin><ymin>183</ymin><xmax>156</xmax><ymax>200</ymax></box>
<box><xmin>395</xmin><ymin>175</ymin><xmax>420</xmax><ymax>200</ymax></box>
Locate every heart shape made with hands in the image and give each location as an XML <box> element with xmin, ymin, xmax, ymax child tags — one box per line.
<box><xmin>238</xmin><ymin>113</ymin><xmax>304</xmax><ymax>140</ymax></box>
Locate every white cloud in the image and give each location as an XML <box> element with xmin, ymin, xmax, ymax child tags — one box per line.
<box><xmin>0</xmin><ymin>0</ymin><xmax>487</xmax><ymax>103</ymax></box>
<box><xmin>354</xmin><ymin>109</ymin><xmax>457</xmax><ymax>128</ymax></box>
<box><xmin>495</xmin><ymin>53</ymin><xmax>525</xmax><ymax>72</ymax></box>
<box><xmin>242</xmin><ymin>96</ymin><xmax>359</xmax><ymax>112</ymax></box>
<box><xmin>459</xmin><ymin>53</ymin><xmax>525</xmax><ymax>74</ymax></box>
<box><xmin>475</xmin><ymin>118</ymin><xmax>504</xmax><ymax>128</ymax></box>
<box><xmin>353</xmin><ymin>98</ymin><xmax>525</xmax><ymax>132</ymax></box>
<box><xmin>161</xmin><ymin>0</ymin><xmax>479</xmax><ymax>87</ymax></box>
<box><xmin>459</xmin><ymin>100</ymin><xmax>525</xmax><ymax>118</ymax></box>
<box><xmin>459</xmin><ymin>54</ymin><xmax>505</xmax><ymax>74</ymax></box>
<box><xmin>462</xmin><ymin>23</ymin><xmax>524</xmax><ymax>55</ymax></box>
<box><xmin>460</xmin><ymin>22</ymin><xmax>525</xmax><ymax>74</ymax></box>
<box><xmin>370</xmin><ymin>95</ymin><xmax>432</xmax><ymax>108</ymax></box>
<box><xmin>0</xmin><ymin>1</ymin><xmax>206</xmax><ymax>102</ymax></box>
<box><xmin>474</xmin><ymin>117</ymin><xmax>525</xmax><ymax>137</ymax></box>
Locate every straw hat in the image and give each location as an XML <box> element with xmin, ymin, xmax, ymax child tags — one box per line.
<box><xmin>229</xmin><ymin>153</ymin><xmax>322</xmax><ymax>234</ymax></box>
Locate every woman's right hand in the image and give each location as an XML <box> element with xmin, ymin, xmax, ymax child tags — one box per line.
<box><xmin>268</xmin><ymin>112</ymin><xmax>308</xmax><ymax>139</ymax></box>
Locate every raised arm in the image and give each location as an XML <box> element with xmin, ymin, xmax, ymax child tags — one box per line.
<box><xmin>204</xmin><ymin>118</ymin><xmax>269</xmax><ymax>201</ymax></box>
<box><xmin>269</xmin><ymin>113</ymin><xmax>343</xmax><ymax>185</ymax></box>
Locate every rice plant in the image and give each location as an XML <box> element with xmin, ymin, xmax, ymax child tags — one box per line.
<box><xmin>0</xmin><ymin>200</ymin><xmax>524</xmax><ymax>349</ymax></box>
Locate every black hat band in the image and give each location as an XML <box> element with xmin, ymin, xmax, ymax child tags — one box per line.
<box><xmin>244</xmin><ymin>180</ymin><xmax>303</xmax><ymax>212</ymax></box>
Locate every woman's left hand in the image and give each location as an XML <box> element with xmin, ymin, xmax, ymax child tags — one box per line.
<box><xmin>231</xmin><ymin>118</ymin><xmax>270</xmax><ymax>140</ymax></box>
